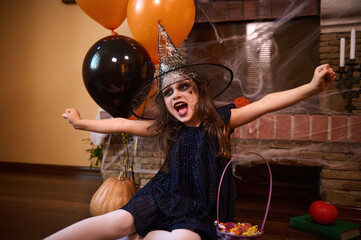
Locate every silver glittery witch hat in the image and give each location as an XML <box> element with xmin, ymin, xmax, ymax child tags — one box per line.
<box><xmin>157</xmin><ymin>23</ymin><xmax>197</xmax><ymax>92</ymax></box>
<box><xmin>130</xmin><ymin>23</ymin><xmax>233</xmax><ymax>119</ymax></box>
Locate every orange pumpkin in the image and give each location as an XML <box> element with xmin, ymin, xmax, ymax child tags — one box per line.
<box><xmin>234</xmin><ymin>96</ymin><xmax>250</xmax><ymax>108</ymax></box>
<box><xmin>90</xmin><ymin>172</ymin><xmax>137</xmax><ymax>216</ymax></box>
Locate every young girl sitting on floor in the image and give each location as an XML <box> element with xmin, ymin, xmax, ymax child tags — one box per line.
<box><xmin>47</xmin><ymin>24</ymin><xmax>335</xmax><ymax>240</ymax></box>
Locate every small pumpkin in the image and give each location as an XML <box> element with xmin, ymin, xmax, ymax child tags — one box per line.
<box><xmin>309</xmin><ymin>200</ymin><xmax>338</xmax><ymax>225</ymax></box>
<box><xmin>234</xmin><ymin>96</ymin><xmax>250</xmax><ymax>108</ymax></box>
<box><xmin>90</xmin><ymin>172</ymin><xmax>137</xmax><ymax>216</ymax></box>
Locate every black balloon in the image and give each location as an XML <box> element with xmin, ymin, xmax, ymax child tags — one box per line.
<box><xmin>82</xmin><ymin>34</ymin><xmax>154</xmax><ymax>118</ymax></box>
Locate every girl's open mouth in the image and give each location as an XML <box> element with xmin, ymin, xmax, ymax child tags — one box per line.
<box><xmin>174</xmin><ymin>102</ymin><xmax>188</xmax><ymax>116</ymax></box>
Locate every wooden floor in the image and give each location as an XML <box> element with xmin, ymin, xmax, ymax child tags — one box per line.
<box><xmin>0</xmin><ymin>162</ymin><xmax>360</xmax><ymax>240</ymax></box>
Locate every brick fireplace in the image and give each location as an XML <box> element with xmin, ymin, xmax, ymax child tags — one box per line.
<box><xmin>232</xmin><ymin>113</ymin><xmax>361</xmax><ymax>208</ymax></box>
<box><xmin>100</xmin><ymin>0</ymin><xmax>361</xmax><ymax>208</ymax></box>
<box><xmin>101</xmin><ymin>113</ymin><xmax>361</xmax><ymax>207</ymax></box>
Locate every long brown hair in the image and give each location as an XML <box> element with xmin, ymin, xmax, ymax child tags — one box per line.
<box><xmin>148</xmin><ymin>77</ymin><xmax>232</xmax><ymax>161</ymax></box>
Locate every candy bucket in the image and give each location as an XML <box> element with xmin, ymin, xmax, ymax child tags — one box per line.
<box><xmin>216</xmin><ymin>152</ymin><xmax>272</xmax><ymax>240</ymax></box>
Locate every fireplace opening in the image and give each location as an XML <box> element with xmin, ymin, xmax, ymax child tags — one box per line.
<box><xmin>233</xmin><ymin>164</ymin><xmax>322</xmax><ymax>224</ymax></box>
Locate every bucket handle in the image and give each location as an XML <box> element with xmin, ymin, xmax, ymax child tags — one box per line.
<box><xmin>216</xmin><ymin>152</ymin><xmax>272</xmax><ymax>232</ymax></box>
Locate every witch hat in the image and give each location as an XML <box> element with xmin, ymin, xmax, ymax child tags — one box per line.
<box><xmin>130</xmin><ymin>23</ymin><xmax>233</xmax><ymax>119</ymax></box>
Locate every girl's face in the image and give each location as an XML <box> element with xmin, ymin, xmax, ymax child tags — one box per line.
<box><xmin>162</xmin><ymin>79</ymin><xmax>200</xmax><ymax>127</ymax></box>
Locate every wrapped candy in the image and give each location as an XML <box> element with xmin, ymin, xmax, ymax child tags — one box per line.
<box><xmin>215</xmin><ymin>221</ymin><xmax>261</xmax><ymax>236</ymax></box>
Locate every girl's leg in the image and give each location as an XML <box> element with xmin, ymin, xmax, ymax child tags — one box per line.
<box><xmin>143</xmin><ymin>229</ymin><xmax>201</xmax><ymax>240</ymax></box>
<box><xmin>118</xmin><ymin>232</ymin><xmax>145</xmax><ymax>240</ymax></box>
<box><xmin>45</xmin><ymin>209</ymin><xmax>136</xmax><ymax>240</ymax></box>
<box><xmin>118</xmin><ymin>233</ymin><xmax>144</xmax><ymax>240</ymax></box>
<box><xmin>171</xmin><ymin>229</ymin><xmax>201</xmax><ymax>240</ymax></box>
<box><xmin>143</xmin><ymin>230</ymin><xmax>169</xmax><ymax>240</ymax></box>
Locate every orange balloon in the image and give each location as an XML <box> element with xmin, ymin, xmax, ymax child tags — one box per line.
<box><xmin>76</xmin><ymin>0</ymin><xmax>128</xmax><ymax>31</ymax></box>
<box><xmin>127</xmin><ymin>0</ymin><xmax>196</xmax><ymax>64</ymax></box>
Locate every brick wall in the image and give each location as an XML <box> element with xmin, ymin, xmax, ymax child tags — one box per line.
<box><xmin>237</xmin><ymin>114</ymin><xmax>361</xmax><ymax>143</ymax></box>
<box><xmin>101</xmin><ymin>135</ymin><xmax>163</xmax><ymax>187</ymax></box>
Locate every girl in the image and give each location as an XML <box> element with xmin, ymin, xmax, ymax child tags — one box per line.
<box><xmin>49</xmin><ymin>20</ymin><xmax>335</xmax><ymax>240</ymax></box>
<box><xmin>48</xmin><ymin>63</ymin><xmax>335</xmax><ymax>240</ymax></box>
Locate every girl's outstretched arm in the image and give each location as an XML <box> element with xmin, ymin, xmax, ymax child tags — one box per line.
<box><xmin>62</xmin><ymin>109</ymin><xmax>154</xmax><ymax>137</ymax></box>
<box><xmin>229</xmin><ymin>64</ymin><xmax>336</xmax><ymax>129</ymax></box>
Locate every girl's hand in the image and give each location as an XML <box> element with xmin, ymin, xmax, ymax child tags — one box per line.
<box><xmin>62</xmin><ymin>109</ymin><xmax>82</xmax><ymax>128</ymax></box>
<box><xmin>310</xmin><ymin>64</ymin><xmax>336</xmax><ymax>93</ymax></box>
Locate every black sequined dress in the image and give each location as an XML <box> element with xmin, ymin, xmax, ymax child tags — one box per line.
<box><xmin>122</xmin><ymin>104</ymin><xmax>236</xmax><ymax>240</ymax></box>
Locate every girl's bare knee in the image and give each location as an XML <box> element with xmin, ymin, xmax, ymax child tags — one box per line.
<box><xmin>118</xmin><ymin>233</ymin><xmax>144</xmax><ymax>240</ymax></box>
<box><xmin>103</xmin><ymin>209</ymin><xmax>137</xmax><ymax>237</ymax></box>
<box><xmin>142</xmin><ymin>229</ymin><xmax>201</xmax><ymax>240</ymax></box>
<box><xmin>171</xmin><ymin>229</ymin><xmax>201</xmax><ymax>240</ymax></box>
<box><xmin>143</xmin><ymin>230</ymin><xmax>170</xmax><ymax>240</ymax></box>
